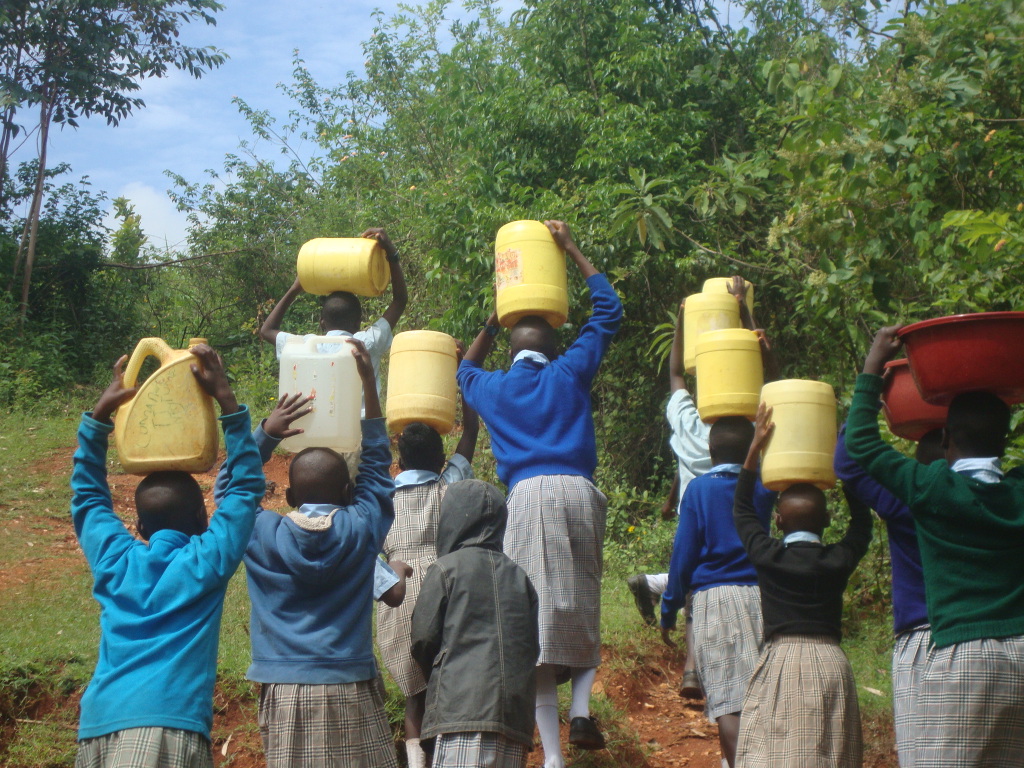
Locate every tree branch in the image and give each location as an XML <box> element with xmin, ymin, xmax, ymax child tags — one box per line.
<box><xmin>100</xmin><ymin>248</ymin><xmax>245</xmax><ymax>270</ymax></box>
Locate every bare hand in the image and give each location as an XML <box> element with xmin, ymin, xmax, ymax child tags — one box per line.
<box><xmin>190</xmin><ymin>344</ymin><xmax>238</xmax><ymax>414</ymax></box>
<box><xmin>92</xmin><ymin>355</ymin><xmax>139</xmax><ymax>424</ymax></box>
<box><xmin>864</xmin><ymin>325</ymin><xmax>904</xmax><ymax>376</ymax></box>
<box><xmin>389</xmin><ymin>559</ymin><xmax>414</xmax><ymax>578</ymax></box>
<box><xmin>360</xmin><ymin>227</ymin><xmax>398</xmax><ymax>260</ymax></box>
<box><xmin>661</xmin><ymin>627</ymin><xmax>677</xmax><ymax>648</ymax></box>
<box><xmin>745</xmin><ymin>402</ymin><xmax>774</xmax><ymax>469</ymax></box>
<box><xmin>544</xmin><ymin>220</ymin><xmax>575</xmax><ymax>252</ymax></box>
<box><xmin>264</xmin><ymin>393</ymin><xmax>314</xmax><ymax>440</ymax></box>
<box><xmin>754</xmin><ymin>329</ymin><xmax>771</xmax><ymax>351</ymax></box>
<box><xmin>346</xmin><ymin>337</ymin><xmax>375</xmax><ymax>382</ymax></box>
<box><xmin>727</xmin><ymin>275</ymin><xmax>748</xmax><ymax>300</ymax></box>
<box><xmin>455</xmin><ymin>339</ymin><xmax>467</xmax><ymax>364</ymax></box>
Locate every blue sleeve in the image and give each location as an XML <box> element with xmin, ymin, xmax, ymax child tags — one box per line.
<box><xmin>343</xmin><ymin>418</ymin><xmax>396</xmax><ymax>555</ymax></box>
<box><xmin>557</xmin><ymin>273</ymin><xmax>623</xmax><ymax>387</ymax></box>
<box><xmin>214</xmin><ymin>419</ymin><xmax>279</xmax><ymax>506</ymax></box>
<box><xmin>70</xmin><ymin>414</ymin><xmax>136</xmax><ymax>572</ymax></box>
<box><xmin>188</xmin><ymin>406</ymin><xmax>265</xmax><ymax>585</ymax></box>
<box><xmin>834</xmin><ymin>424</ymin><xmax>908</xmax><ymax>522</ymax></box>
<box><xmin>661</xmin><ymin>484</ymin><xmax>702</xmax><ymax>629</ymax></box>
<box><xmin>456</xmin><ymin>360</ymin><xmax>498</xmax><ymax>422</ymax></box>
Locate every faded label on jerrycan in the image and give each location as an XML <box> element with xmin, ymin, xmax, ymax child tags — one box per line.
<box><xmin>495</xmin><ymin>247</ymin><xmax>524</xmax><ymax>290</ymax></box>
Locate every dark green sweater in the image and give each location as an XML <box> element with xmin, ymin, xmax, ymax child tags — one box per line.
<box><xmin>846</xmin><ymin>373</ymin><xmax>1024</xmax><ymax>647</ymax></box>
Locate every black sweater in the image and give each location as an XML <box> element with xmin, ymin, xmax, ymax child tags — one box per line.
<box><xmin>733</xmin><ymin>469</ymin><xmax>873</xmax><ymax>641</ymax></box>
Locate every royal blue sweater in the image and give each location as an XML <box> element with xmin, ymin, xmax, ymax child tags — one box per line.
<box><xmin>242</xmin><ymin>417</ymin><xmax>395</xmax><ymax>684</ymax></box>
<box><xmin>660</xmin><ymin>467</ymin><xmax>775</xmax><ymax>630</ymax></box>
<box><xmin>457</xmin><ymin>273</ymin><xmax>622</xmax><ymax>488</ymax></box>
<box><xmin>834</xmin><ymin>425</ymin><xmax>928</xmax><ymax>635</ymax></box>
<box><xmin>71</xmin><ymin>407</ymin><xmax>264</xmax><ymax>740</ymax></box>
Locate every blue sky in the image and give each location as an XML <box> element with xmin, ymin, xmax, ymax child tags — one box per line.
<box><xmin>11</xmin><ymin>0</ymin><xmax>522</xmax><ymax>249</ymax></box>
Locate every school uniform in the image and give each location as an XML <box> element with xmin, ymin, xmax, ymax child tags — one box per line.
<box><xmin>846</xmin><ymin>372</ymin><xmax>1024</xmax><ymax>767</ymax></box>
<box><xmin>70</xmin><ymin>407</ymin><xmax>265</xmax><ymax>768</ymax></box>
<box><xmin>457</xmin><ymin>272</ymin><xmax>622</xmax><ymax>669</ymax></box>
<box><xmin>242</xmin><ymin>417</ymin><xmax>398</xmax><ymax>768</ymax></box>
<box><xmin>835</xmin><ymin>424</ymin><xmax>931</xmax><ymax>766</ymax></box>
<box><xmin>732</xmin><ymin>469</ymin><xmax>872</xmax><ymax>768</ymax></box>
<box><xmin>410</xmin><ymin>480</ymin><xmax>540</xmax><ymax>768</ymax></box>
<box><xmin>377</xmin><ymin>454</ymin><xmax>473</xmax><ymax>697</ymax></box>
<box><xmin>660</xmin><ymin>464</ymin><xmax>775</xmax><ymax>720</ymax></box>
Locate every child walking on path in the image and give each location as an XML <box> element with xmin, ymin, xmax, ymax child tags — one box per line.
<box><xmin>733</xmin><ymin>403</ymin><xmax>872</xmax><ymax>768</ymax></box>
<box><xmin>660</xmin><ymin>416</ymin><xmax>776</xmax><ymax>767</ymax></box>
<box><xmin>845</xmin><ymin>326</ymin><xmax>1024</xmax><ymax>767</ymax></box>
<box><xmin>378</xmin><ymin>392</ymin><xmax>480</xmax><ymax>768</ymax></box>
<box><xmin>410</xmin><ymin>479</ymin><xmax>540</xmax><ymax>768</ymax></box>
<box><xmin>458</xmin><ymin>219</ymin><xmax>622</xmax><ymax>768</ymax></box>
<box><xmin>72</xmin><ymin>346</ymin><xmax>265</xmax><ymax>768</ymax></box>
<box><xmin>834</xmin><ymin>423</ymin><xmax>942</xmax><ymax>767</ymax></box>
<box><xmin>242</xmin><ymin>339</ymin><xmax>399</xmax><ymax>768</ymax></box>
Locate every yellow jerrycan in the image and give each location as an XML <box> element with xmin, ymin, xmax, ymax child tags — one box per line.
<box><xmin>759</xmin><ymin>379</ymin><xmax>838</xmax><ymax>492</ymax></box>
<box><xmin>695</xmin><ymin>329</ymin><xmax>764</xmax><ymax>422</ymax></box>
<box><xmin>278</xmin><ymin>335</ymin><xmax>362</xmax><ymax>455</ymax></box>
<box><xmin>702</xmin><ymin>277</ymin><xmax>754</xmax><ymax>317</ymax></box>
<box><xmin>495</xmin><ymin>220</ymin><xmax>568</xmax><ymax>329</ymax></box>
<box><xmin>114</xmin><ymin>338</ymin><xmax>219</xmax><ymax>475</ymax></box>
<box><xmin>682</xmin><ymin>292</ymin><xmax>741</xmax><ymax>374</ymax></box>
<box><xmin>386</xmin><ymin>330</ymin><xmax>458</xmax><ymax>434</ymax></box>
<box><xmin>296</xmin><ymin>238</ymin><xmax>391</xmax><ymax>296</ymax></box>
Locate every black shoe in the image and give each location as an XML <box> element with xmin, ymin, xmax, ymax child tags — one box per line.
<box><xmin>627</xmin><ymin>574</ymin><xmax>657</xmax><ymax>626</ymax></box>
<box><xmin>679</xmin><ymin>669</ymin><xmax>703</xmax><ymax>700</ymax></box>
<box><xmin>569</xmin><ymin>715</ymin><xmax>606</xmax><ymax>750</ymax></box>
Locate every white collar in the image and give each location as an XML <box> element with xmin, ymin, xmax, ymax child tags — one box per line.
<box><xmin>951</xmin><ymin>457</ymin><xmax>1003</xmax><ymax>484</ymax></box>
<box><xmin>512</xmin><ymin>350</ymin><xmax>551</xmax><ymax>367</ymax></box>
<box><xmin>708</xmin><ymin>463</ymin><xmax>743</xmax><ymax>474</ymax></box>
<box><xmin>296</xmin><ymin>502</ymin><xmax>339</xmax><ymax>518</ymax></box>
<box><xmin>784</xmin><ymin>531</ymin><xmax>822</xmax><ymax>546</ymax></box>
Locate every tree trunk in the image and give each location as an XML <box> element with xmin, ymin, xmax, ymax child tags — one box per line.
<box><xmin>18</xmin><ymin>93</ymin><xmax>51</xmax><ymax>331</ymax></box>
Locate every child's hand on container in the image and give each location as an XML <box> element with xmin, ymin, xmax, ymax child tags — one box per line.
<box><xmin>745</xmin><ymin>402</ymin><xmax>775</xmax><ymax>470</ymax></box>
<box><xmin>360</xmin><ymin>227</ymin><xmax>398</xmax><ymax>261</ymax></box>
<box><xmin>864</xmin><ymin>325</ymin><xmax>904</xmax><ymax>377</ymax></box>
<box><xmin>544</xmin><ymin>219</ymin><xmax>575</xmax><ymax>251</ymax></box>
<box><xmin>346</xmin><ymin>338</ymin><xmax>374</xmax><ymax>382</ymax></box>
<box><xmin>190</xmin><ymin>344</ymin><xmax>238</xmax><ymax>415</ymax></box>
<box><xmin>265</xmin><ymin>393</ymin><xmax>314</xmax><ymax>440</ymax></box>
<box><xmin>727</xmin><ymin>275</ymin><xmax>748</xmax><ymax>301</ymax></box>
<box><xmin>92</xmin><ymin>355</ymin><xmax>139</xmax><ymax>424</ymax></box>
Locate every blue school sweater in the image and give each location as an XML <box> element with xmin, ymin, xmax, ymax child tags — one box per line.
<box><xmin>456</xmin><ymin>273</ymin><xmax>622</xmax><ymax>488</ymax></box>
<box><xmin>834</xmin><ymin>425</ymin><xmax>928</xmax><ymax>635</ymax></box>
<box><xmin>71</xmin><ymin>407</ymin><xmax>264</xmax><ymax>740</ymax></box>
<box><xmin>660</xmin><ymin>466</ymin><xmax>775</xmax><ymax>630</ymax></box>
<box><xmin>243</xmin><ymin>417</ymin><xmax>395</xmax><ymax>684</ymax></box>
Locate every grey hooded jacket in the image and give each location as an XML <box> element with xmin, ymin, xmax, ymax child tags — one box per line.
<box><xmin>410</xmin><ymin>480</ymin><xmax>539</xmax><ymax>745</ymax></box>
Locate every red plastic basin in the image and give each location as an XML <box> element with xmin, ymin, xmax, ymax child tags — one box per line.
<box><xmin>881</xmin><ymin>359</ymin><xmax>948</xmax><ymax>440</ymax></box>
<box><xmin>898</xmin><ymin>312</ymin><xmax>1024</xmax><ymax>405</ymax></box>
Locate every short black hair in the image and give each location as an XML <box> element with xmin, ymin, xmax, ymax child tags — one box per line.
<box><xmin>136</xmin><ymin>471</ymin><xmax>206</xmax><ymax>539</ymax></box>
<box><xmin>777</xmin><ymin>483</ymin><xmax>829</xmax><ymax>535</ymax></box>
<box><xmin>289</xmin><ymin>447</ymin><xmax>350</xmax><ymax>505</ymax></box>
<box><xmin>510</xmin><ymin>316</ymin><xmax>558</xmax><ymax>361</ymax></box>
<box><xmin>321</xmin><ymin>291</ymin><xmax>361</xmax><ymax>332</ymax></box>
<box><xmin>946</xmin><ymin>391</ymin><xmax>1011</xmax><ymax>458</ymax></box>
<box><xmin>915</xmin><ymin>428</ymin><xmax>945</xmax><ymax>464</ymax></box>
<box><xmin>398</xmin><ymin>422</ymin><xmax>445</xmax><ymax>473</ymax></box>
<box><xmin>708</xmin><ymin>416</ymin><xmax>755</xmax><ymax>465</ymax></box>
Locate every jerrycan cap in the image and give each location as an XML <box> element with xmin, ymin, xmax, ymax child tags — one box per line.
<box><xmin>188</xmin><ymin>338</ymin><xmax>208</xmax><ymax>347</ymax></box>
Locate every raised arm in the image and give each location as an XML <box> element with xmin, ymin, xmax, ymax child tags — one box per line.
<box><xmin>259</xmin><ymin>278</ymin><xmax>303</xmax><ymax>346</ymax></box>
<box><xmin>833</xmin><ymin>482</ymin><xmax>874</xmax><ymax>572</ymax></box>
<box><xmin>361</xmin><ymin>227</ymin><xmax>408</xmax><ymax>330</ymax></box>
<box><xmin>669</xmin><ymin>301</ymin><xmax>687</xmax><ymax>393</ymax></box>
<box><xmin>464</xmin><ymin>311</ymin><xmax>500</xmax><ymax>366</ymax></box>
<box><xmin>546</xmin><ymin>219</ymin><xmax>598</xmax><ymax>279</ymax></box>
<box><xmin>734</xmin><ymin>402</ymin><xmax>781</xmax><ymax>565</ymax></box>
<box><xmin>454</xmin><ymin>392</ymin><xmax>480</xmax><ymax>464</ymax></box>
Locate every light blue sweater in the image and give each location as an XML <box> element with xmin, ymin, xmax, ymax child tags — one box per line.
<box><xmin>71</xmin><ymin>407</ymin><xmax>264</xmax><ymax>740</ymax></box>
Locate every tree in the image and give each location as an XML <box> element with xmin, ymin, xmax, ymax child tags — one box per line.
<box><xmin>0</xmin><ymin>0</ymin><xmax>226</xmax><ymax>326</ymax></box>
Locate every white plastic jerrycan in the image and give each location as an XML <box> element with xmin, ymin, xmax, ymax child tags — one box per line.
<box><xmin>278</xmin><ymin>336</ymin><xmax>362</xmax><ymax>455</ymax></box>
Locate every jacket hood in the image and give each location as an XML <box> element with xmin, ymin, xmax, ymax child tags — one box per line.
<box><xmin>436</xmin><ymin>479</ymin><xmax>507</xmax><ymax>557</ymax></box>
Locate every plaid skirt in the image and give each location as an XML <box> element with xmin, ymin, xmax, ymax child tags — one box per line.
<box><xmin>913</xmin><ymin>634</ymin><xmax>1024</xmax><ymax>768</ymax></box>
<box><xmin>433</xmin><ymin>731</ymin><xmax>529</xmax><ymax>768</ymax></box>
<box><xmin>892</xmin><ymin>625</ymin><xmax>930</xmax><ymax>767</ymax></box>
<box><xmin>691</xmin><ymin>585</ymin><xmax>763</xmax><ymax>721</ymax></box>
<box><xmin>258</xmin><ymin>680</ymin><xmax>398</xmax><ymax>768</ymax></box>
<box><xmin>505</xmin><ymin>475</ymin><xmax>606</xmax><ymax>668</ymax></box>
<box><xmin>76</xmin><ymin>728</ymin><xmax>212</xmax><ymax>768</ymax></box>
<box><xmin>736</xmin><ymin>634</ymin><xmax>862</xmax><ymax>768</ymax></box>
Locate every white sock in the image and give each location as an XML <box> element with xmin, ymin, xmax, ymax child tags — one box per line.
<box><xmin>569</xmin><ymin>666</ymin><xmax>597</xmax><ymax>720</ymax></box>
<box><xmin>406</xmin><ymin>738</ymin><xmax>426</xmax><ymax>768</ymax></box>
<box><xmin>536</xmin><ymin>665</ymin><xmax>564</xmax><ymax>768</ymax></box>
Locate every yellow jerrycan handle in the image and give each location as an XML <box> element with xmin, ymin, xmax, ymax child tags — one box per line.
<box><xmin>122</xmin><ymin>338</ymin><xmax>176</xmax><ymax>389</ymax></box>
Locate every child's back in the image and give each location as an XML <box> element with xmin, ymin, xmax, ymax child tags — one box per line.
<box><xmin>411</xmin><ymin>479</ymin><xmax>539</xmax><ymax>768</ymax></box>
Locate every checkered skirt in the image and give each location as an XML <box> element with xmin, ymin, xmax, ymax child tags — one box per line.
<box><xmin>892</xmin><ymin>625</ymin><xmax>930</xmax><ymax>767</ymax></box>
<box><xmin>378</xmin><ymin>481</ymin><xmax>448</xmax><ymax>696</ymax></box>
<box><xmin>258</xmin><ymin>679</ymin><xmax>398</xmax><ymax>768</ymax></box>
<box><xmin>433</xmin><ymin>731</ymin><xmax>529</xmax><ymax>768</ymax></box>
<box><xmin>75</xmin><ymin>727</ymin><xmax>212</xmax><ymax>768</ymax></box>
<box><xmin>691</xmin><ymin>585</ymin><xmax>764</xmax><ymax>721</ymax></box>
<box><xmin>736</xmin><ymin>634</ymin><xmax>862</xmax><ymax>768</ymax></box>
<box><xmin>913</xmin><ymin>634</ymin><xmax>1024</xmax><ymax>768</ymax></box>
<box><xmin>505</xmin><ymin>475</ymin><xmax>606</xmax><ymax>668</ymax></box>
